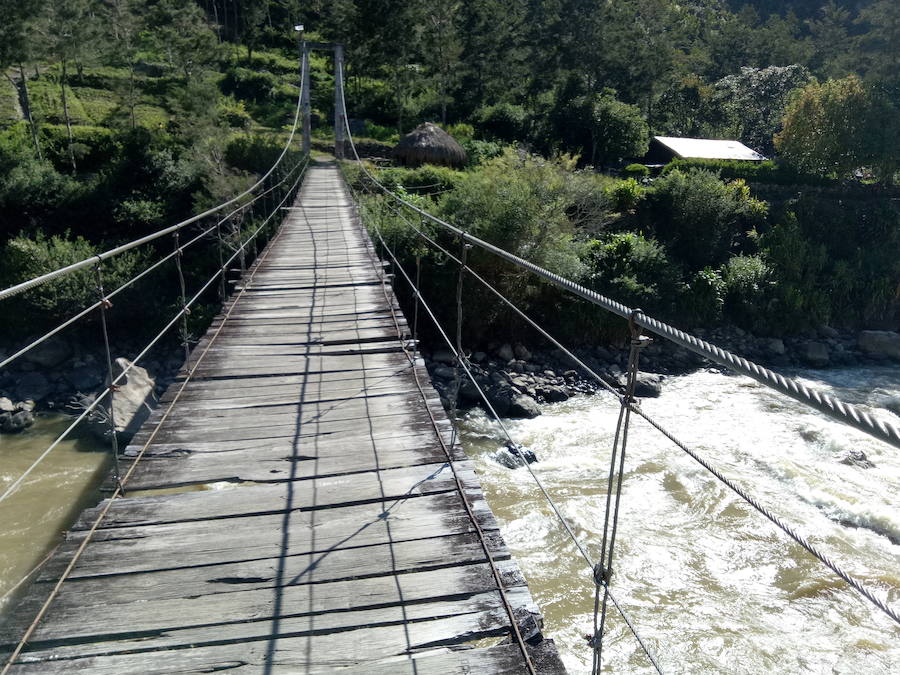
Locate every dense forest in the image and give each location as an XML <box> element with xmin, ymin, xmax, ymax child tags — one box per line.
<box><xmin>0</xmin><ymin>0</ymin><xmax>898</xmax><ymax>345</ymax></box>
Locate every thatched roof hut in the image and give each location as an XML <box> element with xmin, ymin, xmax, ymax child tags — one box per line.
<box><xmin>392</xmin><ymin>123</ymin><xmax>467</xmax><ymax>168</ymax></box>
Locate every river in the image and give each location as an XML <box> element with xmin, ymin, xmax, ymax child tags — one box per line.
<box><xmin>0</xmin><ymin>417</ymin><xmax>109</xmax><ymax>614</ymax></box>
<box><xmin>460</xmin><ymin>365</ymin><xmax>900</xmax><ymax>673</ymax></box>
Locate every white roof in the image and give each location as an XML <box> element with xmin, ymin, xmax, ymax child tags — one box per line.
<box><xmin>653</xmin><ymin>136</ymin><xmax>767</xmax><ymax>161</ymax></box>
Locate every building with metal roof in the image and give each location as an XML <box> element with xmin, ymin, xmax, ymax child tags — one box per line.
<box><xmin>645</xmin><ymin>136</ymin><xmax>767</xmax><ymax>164</ymax></box>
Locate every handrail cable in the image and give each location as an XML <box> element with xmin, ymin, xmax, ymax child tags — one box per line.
<box><xmin>347</xmin><ymin>177</ymin><xmax>664</xmax><ymax>672</ymax></box>
<box><xmin>0</xmin><ymin>157</ymin><xmax>306</xmax><ymax>373</ymax></box>
<box><xmin>0</xmin><ymin>67</ymin><xmax>306</xmax><ymax>304</ymax></box>
<box><xmin>0</xmin><ymin>164</ymin><xmax>305</xmax><ymax>675</ymax></box>
<box><xmin>339</xmin><ymin>129</ymin><xmax>900</xmax><ymax>451</ymax></box>
<box><xmin>0</xmin><ymin>156</ymin><xmax>309</xmax><ymax>505</ymax></box>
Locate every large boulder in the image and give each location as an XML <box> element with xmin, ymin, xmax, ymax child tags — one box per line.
<box><xmin>91</xmin><ymin>358</ymin><xmax>157</xmax><ymax>444</ymax></box>
<box><xmin>801</xmin><ymin>342</ymin><xmax>830</xmax><ymax>368</ymax></box>
<box><xmin>633</xmin><ymin>373</ymin><xmax>665</xmax><ymax>398</ymax></box>
<box><xmin>858</xmin><ymin>331</ymin><xmax>900</xmax><ymax>361</ymax></box>
<box><xmin>16</xmin><ymin>372</ymin><xmax>52</xmax><ymax>401</ymax></box>
<box><xmin>23</xmin><ymin>337</ymin><xmax>72</xmax><ymax>368</ymax></box>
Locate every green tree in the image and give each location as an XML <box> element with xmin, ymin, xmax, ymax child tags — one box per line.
<box><xmin>776</xmin><ymin>75</ymin><xmax>900</xmax><ymax>181</ymax></box>
<box><xmin>856</xmin><ymin>0</ymin><xmax>900</xmax><ymax>87</ymax></box>
<box><xmin>149</xmin><ymin>0</ymin><xmax>218</xmax><ymax>82</ymax></box>
<box><xmin>0</xmin><ymin>0</ymin><xmax>44</xmax><ymax>157</ymax></box>
<box><xmin>588</xmin><ymin>90</ymin><xmax>649</xmax><ymax>166</ymax></box>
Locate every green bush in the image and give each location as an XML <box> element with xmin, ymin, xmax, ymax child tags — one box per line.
<box><xmin>378</xmin><ymin>165</ymin><xmax>463</xmax><ymax>195</ymax></box>
<box><xmin>218</xmin><ymin>97</ymin><xmax>252</xmax><ymax>129</ymax></box>
<box><xmin>607</xmin><ymin>178</ymin><xmax>645</xmax><ymax>212</ymax></box>
<box><xmin>683</xmin><ymin>267</ymin><xmax>726</xmax><ymax>325</ymax></box>
<box><xmin>644</xmin><ymin>169</ymin><xmax>768</xmax><ymax>270</ymax></box>
<box><xmin>623</xmin><ymin>163</ymin><xmax>650</xmax><ymax>178</ymax></box>
<box><xmin>473</xmin><ymin>103</ymin><xmax>527</xmax><ymax>141</ymax></box>
<box><xmin>443</xmin><ymin>123</ymin><xmax>474</xmax><ymax>142</ymax></box>
<box><xmin>220</xmin><ymin>66</ymin><xmax>281</xmax><ymax>102</ymax></box>
<box><xmin>0</xmin><ymin>232</ymin><xmax>148</xmax><ymax>333</ymax></box>
<box><xmin>721</xmin><ymin>254</ymin><xmax>773</xmax><ymax>329</ymax></box>
<box><xmin>460</xmin><ymin>138</ymin><xmax>502</xmax><ymax>167</ymax></box>
<box><xmin>662</xmin><ymin>158</ymin><xmax>829</xmax><ymax>186</ymax></box>
<box><xmin>586</xmin><ymin>232</ymin><xmax>679</xmax><ymax>313</ymax></box>
<box><xmin>364</xmin><ymin>121</ymin><xmax>399</xmax><ymax>144</ymax></box>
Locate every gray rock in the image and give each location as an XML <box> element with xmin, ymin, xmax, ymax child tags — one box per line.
<box><xmin>16</xmin><ymin>372</ymin><xmax>52</xmax><ymax>401</ymax></box>
<box><xmin>858</xmin><ymin>331</ymin><xmax>900</xmax><ymax>360</ymax></box>
<box><xmin>432</xmin><ymin>350</ymin><xmax>455</xmax><ymax>365</ymax></box>
<box><xmin>23</xmin><ymin>337</ymin><xmax>72</xmax><ymax>368</ymax></box>
<box><xmin>497</xmin><ymin>343</ymin><xmax>515</xmax><ymax>362</ymax></box>
<box><xmin>818</xmin><ymin>325</ymin><xmax>840</xmax><ymax>339</ymax></box>
<box><xmin>91</xmin><ymin>358</ymin><xmax>158</xmax><ymax>444</ymax></box>
<box><xmin>513</xmin><ymin>344</ymin><xmax>531</xmax><ymax>361</ymax></box>
<box><xmin>839</xmin><ymin>449</ymin><xmax>875</xmax><ymax>469</ymax></box>
<box><xmin>66</xmin><ymin>366</ymin><xmax>104</xmax><ymax>392</ymax></box>
<box><xmin>433</xmin><ymin>366</ymin><xmax>456</xmax><ymax>380</ymax></box>
<box><xmin>0</xmin><ymin>412</ymin><xmax>11</xmax><ymax>432</ymax></box>
<box><xmin>765</xmin><ymin>338</ymin><xmax>786</xmax><ymax>355</ymax></box>
<box><xmin>0</xmin><ymin>397</ymin><xmax>14</xmax><ymax>413</ymax></box>
<box><xmin>472</xmin><ymin>351</ymin><xmax>487</xmax><ymax>363</ymax></box>
<box><xmin>8</xmin><ymin>410</ymin><xmax>34</xmax><ymax>432</ymax></box>
<box><xmin>802</xmin><ymin>342</ymin><xmax>830</xmax><ymax>368</ymax></box>
<box><xmin>16</xmin><ymin>400</ymin><xmax>35</xmax><ymax>412</ymax></box>
<box><xmin>633</xmin><ymin>373</ymin><xmax>665</xmax><ymax>398</ymax></box>
<box><xmin>524</xmin><ymin>363</ymin><xmax>543</xmax><ymax>374</ymax></box>
<box><xmin>537</xmin><ymin>385</ymin><xmax>569</xmax><ymax>403</ymax></box>
<box><xmin>507</xmin><ymin>395</ymin><xmax>541</xmax><ymax>419</ymax></box>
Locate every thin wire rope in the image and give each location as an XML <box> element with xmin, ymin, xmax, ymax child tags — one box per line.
<box><xmin>340</xmin><ymin>117</ymin><xmax>900</xmax><ymax>451</ymax></box>
<box><xmin>0</xmin><ymin>154</ymin><xmax>307</xmax><ymax>372</ymax></box>
<box><xmin>0</xmin><ymin>80</ymin><xmax>307</xmax><ymax>303</ymax></box>
<box><xmin>347</xmin><ymin>177</ymin><xmax>538</xmax><ymax>675</ymax></box>
<box><xmin>94</xmin><ymin>264</ymin><xmax>123</xmax><ymax>491</ymax></box>
<box><xmin>353</xmin><ymin>189</ymin><xmax>662</xmax><ymax>671</ymax></box>
<box><xmin>0</xmin><ymin>169</ymin><xmax>304</xmax><ymax>675</ymax></box>
<box><xmin>595</xmin><ymin>329</ymin><xmax>648</xmax><ymax>674</ymax></box>
<box><xmin>374</xmin><ymin>190</ymin><xmax>900</xmax><ymax>628</ymax></box>
<box><xmin>0</xmin><ymin>159</ymin><xmax>308</xmax><ymax>505</ymax></box>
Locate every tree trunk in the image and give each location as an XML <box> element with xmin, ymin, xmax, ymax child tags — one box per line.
<box><xmin>12</xmin><ymin>65</ymin><xmax>41</xmax><ymax>159</ymax></box>
<box><xmin>129</xmin><ymin>63</ymin><xmax>136</xmax><ymax>130</ymax></box>
<box><xmin>60</xmin><ymin>59</ymin><xmax>76</xmax><ymax>172</ymax></box>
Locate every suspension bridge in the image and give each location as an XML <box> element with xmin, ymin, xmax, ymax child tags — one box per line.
<box><xmin>1</xmin><ymin>45</ymin><xmax>899</xmax><ymax>674</ymax></box>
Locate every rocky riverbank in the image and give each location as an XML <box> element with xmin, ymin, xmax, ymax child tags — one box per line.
<box><xmin>0</xmin><ymin>335</ymin><xmax>180</xmax><ymax>436</ymax></box>
<box><xmin>424</xmin><ymin>326</ymin><xmax>900</xmax><ymax>419</ymax></box>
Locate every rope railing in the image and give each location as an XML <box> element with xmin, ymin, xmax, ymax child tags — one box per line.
<box><xmin>336</xmin><ymin>78</ymin><xmax>900</xmax><ymax>671</ymax></box>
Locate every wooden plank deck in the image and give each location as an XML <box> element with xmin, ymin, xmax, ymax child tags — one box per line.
<box><xmin>0</xmin><ymin>161</ymin><xmax>565</xmax><ymax>673</ymax></box>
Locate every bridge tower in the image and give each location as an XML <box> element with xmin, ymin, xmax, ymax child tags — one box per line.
<box><xmin>299</xmin><ymin>41</ymin><xmax>347</xmax><ymax>158</ymax></box>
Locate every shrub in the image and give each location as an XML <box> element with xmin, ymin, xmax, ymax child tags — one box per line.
<box><xmin>220</xmin><ymin>66</ymin><xmax>281</xmax><ymax>102</ymax></box>
<box><xmin>607</xmin><ymin>178</ymin><xmax>645</xmax><ymax>212</ymax></box>
<box><xmin>586</xmin><ymin>232</ymin><xmax>679</xmax><ymax>313</ymax></box>
<box><xmin>683</xmin><ymin>267</ymin><xmax>726</xmax><ymax>325</ymax></box>
<box><xmin>721</xmin><ymin>254</ymin><xmax>774</xmax><ymax>330</ymax></box>
<box><xmin>443</xmin><ymin>123</ymin><xmax>474</xmax><ymax>142</ymax></box>
<box><xmin>377</xmin><ymin>165</ymin><xmax>463</xmax><ymax>195</ymax></box>
<box><xmin>644</xmin><ymin>169</ymin><xmax>768</xmax><ymax>270</ymax></box>
<box><xmin>0</xmin><ymin>232</ymin><xmax>148</xmax><ymax>334</ymax></box>
<box><xmin>460</xmin><ymin>138</ymin><xmax>502</xmax><ymax>167</ymax></box>
<box><xmin>363</xmin><ymin>121</ymin><xmax>399</xmax><ymax>144</ymax></box>
<box><xmin>662</xmin><ymin>158</ymin><xmax>829</xmax><ymax>186</ymax></box>
<box><xmin>473</xmin><ymin>103</ymin><xmax>527</xmax><ymax>141</ymax></box>
<box><xmin>218</xmin><ymin>97</ymin><xmax>252</xmax><ymax>129</ymax></box>
<box><xmin>623</xmin><ymin>163</ymin><xmax>650</xmax><ymax>178</ymax></box>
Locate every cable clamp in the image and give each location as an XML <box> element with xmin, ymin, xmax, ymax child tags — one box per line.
<box><xmin>100</xmin><ymin>298</ymin><xmax>113</xmax><ymax>310</ymax></box>
<box><xmin>593</xmin><ymin>561</ymin><xmax>612</xmax><ymax>586</ymax></box>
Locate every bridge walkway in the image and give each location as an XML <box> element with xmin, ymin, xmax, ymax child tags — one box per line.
<box><xmin>2</xmin><ymin>161</ymin><xmax>563</xmax><ymax>673</ymax></box>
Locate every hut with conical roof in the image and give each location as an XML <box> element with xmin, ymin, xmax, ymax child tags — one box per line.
<box><xmin>392</xmin><ymin>123</ymin><xmax>467</xmax><ymax>168</ymax></box>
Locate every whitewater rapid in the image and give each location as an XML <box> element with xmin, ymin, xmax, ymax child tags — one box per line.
<box><xmin>460</xmin><ymin>366</ymin><xmax>900</xmax><ymax>673</ymax></box>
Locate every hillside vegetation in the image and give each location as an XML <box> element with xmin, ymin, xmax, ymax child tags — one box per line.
<box><xmin>0</xmin><ymin>0</ymin><xmax>898</xmax><ymax>343</ymax></box>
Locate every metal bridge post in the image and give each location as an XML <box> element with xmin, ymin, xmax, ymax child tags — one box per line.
<box><xmin>94</xmin><ymin>263</ymin><xmax>123</xmax><ymax>493</ymax></box>
<box><xmin>301</xmin><ymin>43</ymin><xmax>311</xmax><ymax>155</ymax></box>
<box><xmin>334</xmin><ymin>44</ymin><xmax>346</xmax><ymax>159</ymax></box>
